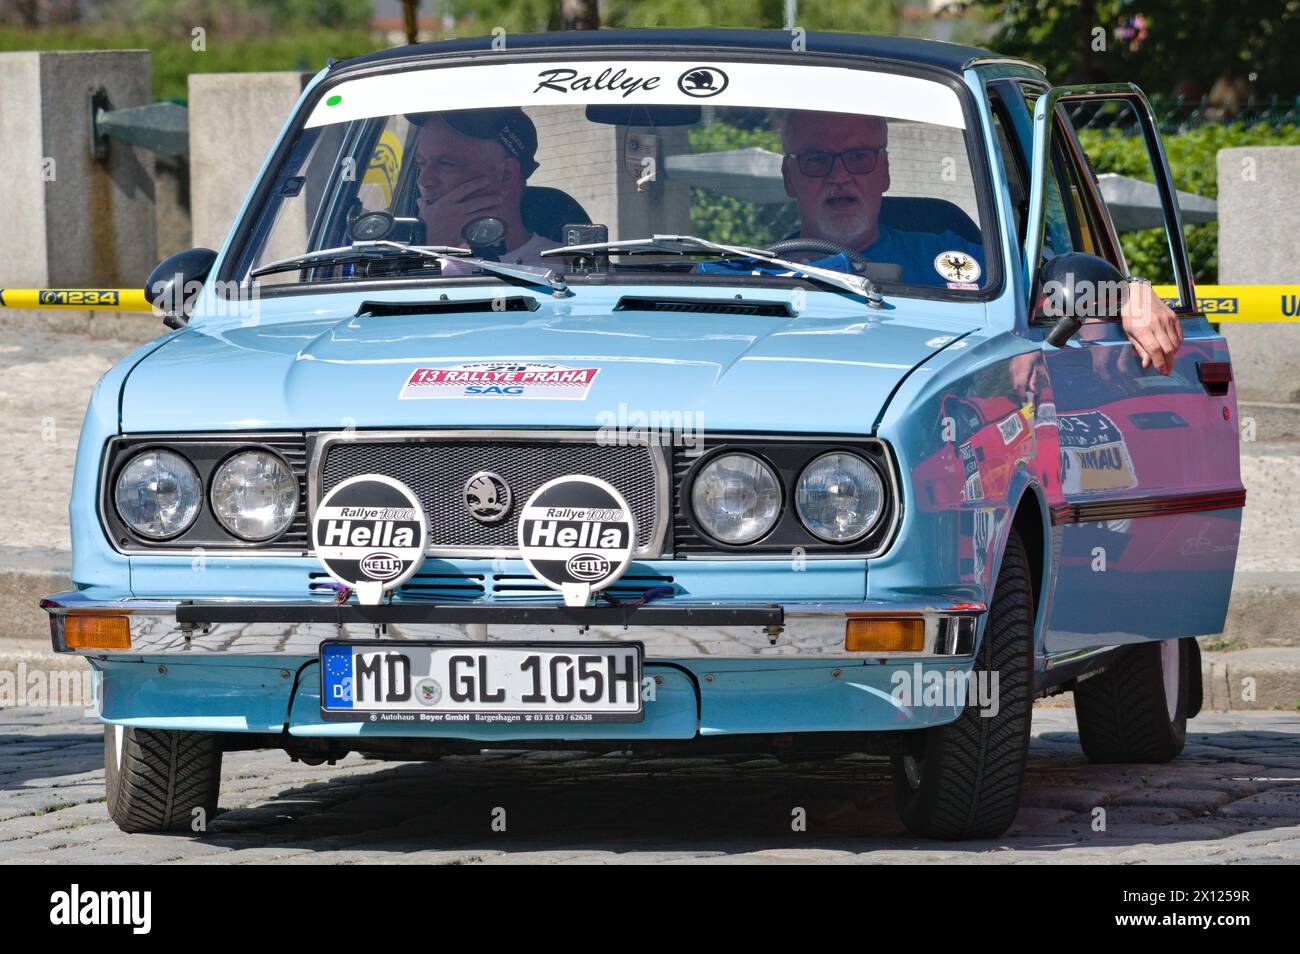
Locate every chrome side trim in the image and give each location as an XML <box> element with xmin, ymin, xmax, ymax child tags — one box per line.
<box><xmin>1043</xmin><ymin>644</ymin><xmax>1118</xmax><ymax>670</ymax></box>
<box><xmin>307</xmin><ymin>428</ymin><xmax>671</xmax><ymax>560</ymax></box>
<box><xmin>964</xmin><ymin>56</ymin><xmax>1047</xmax><ymax>75</ymax></box>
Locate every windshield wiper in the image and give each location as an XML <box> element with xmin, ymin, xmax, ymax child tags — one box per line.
<box><xmin>251</xmin><ymin>240</ymin><xmax>569</xmax><ymax>295</ymax></box>
<box><xmin>541</xmin><ymin>234</ymin><xmax>883</xmax><ymax>306</ymax></box>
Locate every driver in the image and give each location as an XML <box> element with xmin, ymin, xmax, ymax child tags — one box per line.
<box><xmin>406</xmin><ymin>107</ymin><xmax>559</xmax><ymax>265</ymax></box>
<box><xmin>780</xmin><ymin>109</ymin><xmax>984</xmax><ymax>288</ymax></box>
<box><xmin>782</xmin><ymin>109</ymin><xmax>1183</xmax><ymax>374</ymax></box>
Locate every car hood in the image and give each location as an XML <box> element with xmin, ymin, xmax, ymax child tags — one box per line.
<box><xmin>119</xmin><ymin>293</ymin><xmax>977</xmax><ymax>434</ymax></box>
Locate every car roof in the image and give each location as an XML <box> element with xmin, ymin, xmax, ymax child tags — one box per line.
<box><xmin>333</xmin><ymin>28</ymin><xmax>1038</xmax><ymax>76</ymax></box>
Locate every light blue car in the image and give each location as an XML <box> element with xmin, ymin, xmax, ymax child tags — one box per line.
<box><xmin>43</xmin><ymin>29</ymin><xmax>1244</xmax><ymax>838</ymax></box>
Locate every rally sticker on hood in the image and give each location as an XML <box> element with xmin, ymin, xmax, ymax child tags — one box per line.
<box><xmin>312</xmin><ymin>474</ymin><xmax>429</xmax><ymax>605</ymax></box>
<box><xmin>399</xmin><ymin>362</ymin><xmax>600</xmax><ymax>400</ymax></box>
<box><xmin>517</xmin><ymin>475</ymin><xmax>635</xmax><ymax>607</ymax></box>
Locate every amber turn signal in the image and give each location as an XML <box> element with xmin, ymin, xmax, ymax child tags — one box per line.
<box><xmin>845</xmin><ymin>617</ymin><xmax>925</xmax><ymax>652</ymax></box>
<box><xmin>64</xmin><ymin>615</ymin><xmax>131</xmax><ymax>650</ymax></box>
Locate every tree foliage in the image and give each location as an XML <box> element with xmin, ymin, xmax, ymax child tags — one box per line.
<box><xmin>446</xmin><ymin>0</ymin><xmax>901</xmax><ymax>35</ymax></box>
<box><xmin>965</xmin><ymin>0</ymin><xmax>1300</xmax><ymax>97</ymax></box>
<box><xmin>1078</xmin><ymin>122</ymin><xmax>1300</xmax><ymax>282</ymax></box>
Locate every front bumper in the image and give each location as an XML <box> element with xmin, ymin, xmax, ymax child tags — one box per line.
<box><xmin>42</xmin><ymin>592</ymin><xmax>983</xmax><ymax>659</ymax></box>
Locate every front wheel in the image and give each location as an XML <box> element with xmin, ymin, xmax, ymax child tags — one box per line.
<box><xmin>104</xmin><ymin>725</ymin><xmax>222</xmax><ymax>833</ymax></box>
<box><xmin>889</xmin><ymin>529</ymin><xmax>1035</xmax><ymax>839</ymax></box>
<box><xmin>1073</xmin><ymin>638</ymin><xmax>1189</xmax><ymax>763</ymax></box>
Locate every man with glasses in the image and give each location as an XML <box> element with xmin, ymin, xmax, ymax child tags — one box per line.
<box><xmin>781</xmin><ymin>109</ymin><xmax>1182</xmax><ymax>373</ymax></box>
<box><xmin>780</xmin><ymin>109</ymin><xmax>984</xmax><ymax>288</ymax></box>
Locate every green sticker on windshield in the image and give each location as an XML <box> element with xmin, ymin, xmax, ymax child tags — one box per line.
<box><xmin>326</xmin><ymin>94</ymin><xmax>342</xmax><ymax>107</ymax></box>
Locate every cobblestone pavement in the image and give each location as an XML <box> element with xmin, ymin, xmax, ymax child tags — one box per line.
<box><xmin>1</xmin><ymin>706</ymin><xmax>1298</xmax><ymax>864</ymax></box>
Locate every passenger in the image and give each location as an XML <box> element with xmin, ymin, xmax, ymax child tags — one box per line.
<box><xmin>405</xmin><ymin>107</ymin><xmax>558</xmax><ymax>266</ymax></box>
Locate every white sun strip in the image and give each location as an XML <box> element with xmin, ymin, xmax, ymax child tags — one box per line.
<box><xmin>305</xmin><ymin>60</ymin><xmax>966</xmax><ymax>130</ymax></box>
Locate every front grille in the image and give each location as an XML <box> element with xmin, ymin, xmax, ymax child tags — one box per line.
<box><xmin>270</xmin><ymin>437</ymin><xmax>311</xmax><ymax>549</ymax></box>
<box><xmin>316</xmin><ymin>435</ymin><xmax>664</xmax><ymax>555</ymax></box>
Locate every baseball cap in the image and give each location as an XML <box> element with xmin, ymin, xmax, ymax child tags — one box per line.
<box><xmin>407</xmin><ymin>107</ymin><xmax>540</xmax><ymax>179</ymax></box>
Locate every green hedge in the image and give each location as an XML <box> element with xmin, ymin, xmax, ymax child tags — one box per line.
<box><xmin>1077</xmin><ymin>123</ymin><xmax>1300</xmax><ymax>284</ymax></box>
<box><xmin>687</xmin><ymin>122</ymin><xmax>797</xmax><ymax>247</ymax></box>
<box><xmin>0</xmin><ymin>27</ymin><xmax>377</xmax><ymax>102</ymax></box>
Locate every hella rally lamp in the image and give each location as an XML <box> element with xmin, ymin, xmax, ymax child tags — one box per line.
<box><xmin>312</xmin><ymin>473</ymin><xmax>634</xmax><ymax>607</ymax></box>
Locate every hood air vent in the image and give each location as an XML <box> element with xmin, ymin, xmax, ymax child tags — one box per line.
<box><xmin>356</xmin><ymin>297</ymin><xmax>540</xmax><ymax>318</ymax></box>
<box><xmin>614</xmin><ymin>296</ymin><xmax>793</xmax><ymax>317</ymax></box>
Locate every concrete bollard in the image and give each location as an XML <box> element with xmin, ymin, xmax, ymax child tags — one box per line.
<box><xmin>1217</xmin><ymin>146</ymin><xmax>1300</xmax><ymax>403</ymax></box>
<box><xmin>188</xmin><ymin>72</ymin><xmax>312</xmax><ymax>252</ymax></box>
<box><xmin>0</xmin><ymin>49</ymin><xmax>160</xmax><ymax>340</ymax></box>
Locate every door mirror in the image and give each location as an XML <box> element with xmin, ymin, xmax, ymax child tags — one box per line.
<box><xmin>146</xmin><ymin>248</ymin><xmax>217</xmax><ymax>329</ymax></box>
<box><xmin>1036</xmin><ymin>251</ymin><xmax>1126</xmax><ymax>346</ymax></box>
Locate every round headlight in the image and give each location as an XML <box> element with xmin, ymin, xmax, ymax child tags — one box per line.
<box><xmin>690</xmin><ymin>453</ymin><xmax>781</xmax><ymax>545</ymax></box>
<box><xmin>795</xmin><ymin>452</ymin><xmax>884</xmax><ymax>543</ymax></box>
<box><xmin>114</xmin><ymin>449</ymin><xmax>202</xmax><ymax>540</ymax></box>
<box><xmin>210</xmin><ymin>450</ymin><xmax>299</xmax><ymax>541</ymax></box>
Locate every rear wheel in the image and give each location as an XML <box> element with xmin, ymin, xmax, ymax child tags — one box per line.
<box><xmin>1074</xmin><ymin>638</ymin><xmax>1189</xmax><ymax>763</ymax></box>
<box><xmin>104</xmin><ymin>725</ymin><xmax>222</xmax><ymax>833</ymax></box>
<box><xmin>890</xmin><ymin>529</ymin><xmax>1035</xmax><ymax>839</ymax></box>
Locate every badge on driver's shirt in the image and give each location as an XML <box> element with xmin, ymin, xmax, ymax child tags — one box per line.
<box><xmin>934</xmin><ymin>250</ymin><xmax>981</xmax><ymax>284</ymax></box>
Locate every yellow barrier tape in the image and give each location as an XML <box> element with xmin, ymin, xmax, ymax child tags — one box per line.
<box><xmin>1154</xmin><ymin>285</ymin><xmax>1300</xmax><ymax>322</ymax></box>
<box><xmin>0</xmin><ymin>288</ymin><xmax>152</xmax><ymax>312</ymax></box>
<box><xmin>1</xmin><ymin>285</ymin><xmax>1297</xmax><ymax>320</ymax></box>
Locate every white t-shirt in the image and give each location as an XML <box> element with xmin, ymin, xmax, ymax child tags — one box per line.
<box><xmin>440</xmin><ymin>232</ymin><xmax>561</xmax><ymax>275</ymax></box>
<box><xmin>501</xmin><ymin>232</ymin><xmax>562</xmax><ymax>266</ymax></box>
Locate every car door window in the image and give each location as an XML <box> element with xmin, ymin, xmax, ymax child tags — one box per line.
<box><xmin>988</xmin><ymin>100</ymin><xmax>1030</xmax><ymax>249</ymax></box>
<box><xmin>1055</xmin><ymin>98</ymin><xmax>1191</xmax><ymax>296</ymax></box>
<box><xmin>1040</xmin><ymin>117</ymin><xmax>1111</xmax><ymax>267</ymax></box>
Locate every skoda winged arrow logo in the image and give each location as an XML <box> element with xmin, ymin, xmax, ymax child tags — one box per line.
<box><xmin>677</xmin><ymin>66</ymin><xmax>729</xmax><ymax>98</ymax></box>
<box><xmin>463</xmin><ymin>471</ymin><xmax>512</xmax><ymax>523</ymax></box>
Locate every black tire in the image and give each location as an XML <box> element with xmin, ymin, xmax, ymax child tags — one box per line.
<box><xmin>890</xmin><ymin>529</ymin><xmax>1035</xmax><ymax>839</ymax></box>
<box><xmin>104</xmin><ymin>725</ymin><xmax>222</xmax><ymax>833</ymax></box>
<box><xmin>1074</xmin><ymin>638</ymin><xmax>1188</xmax><ymax>763</ymax></box>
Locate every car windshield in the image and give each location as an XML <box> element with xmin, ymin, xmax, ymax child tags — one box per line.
<box><xmin>233</xmin><ymin>57</ymin><xmax>993</xmax><ymax>298</ymax></box>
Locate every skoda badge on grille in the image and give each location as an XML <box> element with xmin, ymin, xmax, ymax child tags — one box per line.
<box><xmin>463</xmin><ymin>471</ymin><xmax>512</xmax><ymax>523</ymax></box>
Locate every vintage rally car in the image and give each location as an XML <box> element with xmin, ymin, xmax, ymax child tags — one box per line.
<box><xmin>44</xmin><ymin>28</ymin><xmax>1244</xmax><ymax>838</ymax></box>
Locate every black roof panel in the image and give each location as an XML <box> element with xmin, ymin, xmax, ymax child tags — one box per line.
<box><xmin>334</xmin><ymin>28</ymin><xmax>1026</xmax><ymax>76</ymax></box>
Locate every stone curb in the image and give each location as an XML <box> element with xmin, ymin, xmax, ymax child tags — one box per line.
<box><xmin>1202</xmin><ymin>648</ymin><xmax>1300</xmax><ymax>712</ymax></box>
<box><xmin>0</xmin><ymin>548</ymin><xmax>71</xmax><ymax>643</ymax></box>
<box><xmin>1210</xmin><ymin>571</ymin><xmax>1300</xmax><ymax>651</ymax></box>
<box><xmin>0</xmin><ymin>307</ymin><xmax>161</xmax><ymax>344</ymax></box>
<box><xmin>1239</xmin><ymin>401</ymin><xmax>1300</xmax><ymax>443</ymax></box>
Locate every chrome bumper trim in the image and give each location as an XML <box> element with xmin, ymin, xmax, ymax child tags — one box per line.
<box><xmin>42</xmin><ymin>592</ymin><xmax>984</xmax><ymax>660</ymax></box>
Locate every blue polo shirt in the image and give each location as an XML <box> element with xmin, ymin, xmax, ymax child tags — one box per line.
<box><xmin>862</xmin><ymin>224</ymin><xmax>985</xmax><ymax>287</ymax></box>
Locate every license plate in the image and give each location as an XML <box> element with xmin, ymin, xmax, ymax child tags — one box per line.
<box><xmin>319</xmin><ymin>641</ymin><xmax>644</xmax><ymax>724</ymax></box>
